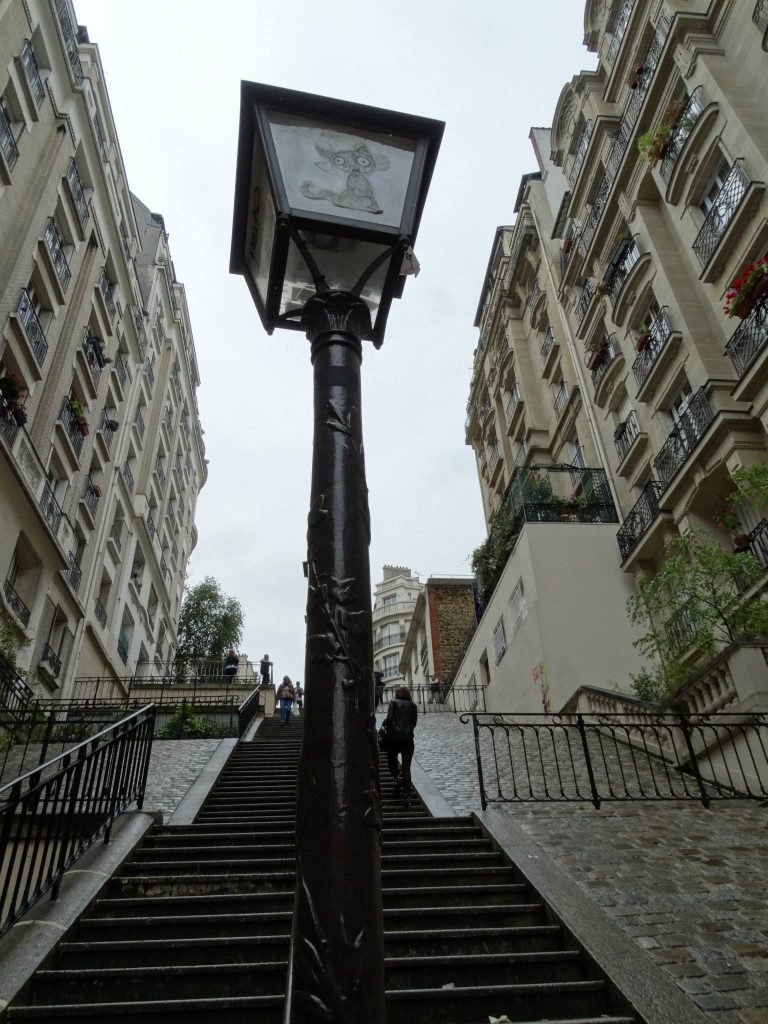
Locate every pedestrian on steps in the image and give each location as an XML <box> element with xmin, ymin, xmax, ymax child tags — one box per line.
<box><xmin>277</xmin><ymin>676</ymin><xmax>296</xmax><ymax>725</ymax></box>
<box><xmin>384</xmin><ymin>686</ymin><xmax>418</xmax><ymax>804</ymax></box>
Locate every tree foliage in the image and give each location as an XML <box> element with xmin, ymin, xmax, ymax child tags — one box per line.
<box><xmin>175</xmin><ymin>576</ymin><xmax>244</xmax><ymax>664</ymax></box>
<box><xmin>627</xmin><ymin>531</ymin><xmax>768</xmax><ymax>704</ymax></box>
<box><xmin>471</xmin><ymin>500</ymin><xmax>521</xmax><ymax>601</ymax></box>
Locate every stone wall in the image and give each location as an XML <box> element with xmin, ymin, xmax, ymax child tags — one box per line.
<box><xmin>141</xmin><ymin>738</ymin><xmax>224</xmax><ymax>819</ymax></box>
<box><xmin>429</xmin><ymin>583</ymin><xmax>476</xmax><ymax>681</ymax></box>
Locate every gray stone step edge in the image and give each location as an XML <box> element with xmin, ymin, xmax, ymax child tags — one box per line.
<box><xmin>475</xmin><ymin>808</ymin><xmax>709</xmax><ymax>1024</ymax></box>
<box><xmin>0</xmin><ymin>732</ymin><xmax>247</xmax><ymax>1016</ymax></box>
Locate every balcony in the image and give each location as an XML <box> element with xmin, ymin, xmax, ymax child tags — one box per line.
<box><xmin>660</xmin><ymin>89</ymin><xmax>704</xmax><ymax>185</ymax></box>
<box><xmin>44</xmin><ymin>219</ymin><xmax>71</xmax><ymax>294</ymax></box>
<box><xmin>755</xmin><ymin>0</ymin><xmax>768</xmax><ymax>31</ymax></box>
<box><xmin>540</xmin><ymin>326</ymin><xmax>555</xmax><ymax>363</ymax></box>
<box><xmin>692</xmin><ymin>160</ymin><xmax>751</xmax><ymax>270</ymax></box>
<box><xmin>514</xmin><ymin>439</ymin><xmax>530</xmax><ymax>469</ymax></box>
<box><xmin>653</xmin><ymin>388</ymin><xmax>715</xmax><ymax>491</ymax></box>
<box><xmin>82</xmin><ymin>474</ymin><xmax>100</xmax><ymax>521</ymax></box>
<box><xmin>114</xmin><ymin>350</ymin><xmax>128</xmax><ymax>389</ymax></box>
<box><xmin>54</xmin><ymin>0</ymin><xmax>84</xmax><ymax>85</ymax></box>
<box><xmin>574</xmin><ymin>279</ymin><xmax>594</xmax><ymax>328</ymax></box>
<box><xmin>132</xmin><ymin>306</ymin><xmax>148</xmax><ymax>357</ymax></box>
<box><xmin>16</xmin><ymin>289</ymin><xmax>48</xmax><ymax>367</ymax></box>
<box><xmin>605</xmin><ymin>0</ymin><xmax>632</xmax><ymax>64</ymax></box>
<box><xmin>65</xmin><ymin>551</ymin><xmax>82</xmax><ymax>594</ymax></box>
<box><xmin>134</xmin><ymin>408</ymin><xmax>145</xmax><ymax>439</ymax></box>
<box><xmin>99</xmin><ymin>410</ymin><xmax>116</xmax><ymax>451</ymax></box>
<box><xmin>503</xmin><ymin>465</ymin><xmax>618</xmax><ymax>534</ymax></box>
<box><xmin>616</xmin><ymin>480</ymin><xmax>668</xmax><ymax>562</ymax></box>
<box><xmin>110</xmin><ymin>522</ymin><xmax>123</xmax><ymax>552</ymax></box>
<box><xmin>0</xmin><ymin>397</ymin><xmax>20</xmax><ymax>449</ymax></box>
<box><xmin>3</xmin><ymin>577</ymin><xmax>30</xmax><ymax>627</ymax></box>
<box><xmin>632</xmin><ymin>307</ymin><xmax>674</xmax><ymax>393</ymax></box>
<box><xmin>374</xmin><ymin>631</ymin><xmax>407</xmax><ymax>652</ymax></box>
<box><xmin>122</xmin><ymin>462</ymin><xmax>134</xmax><ymax>494</ymax></box>
<box><xmin>614</xmin><ymin>410</ymin><xmax>640</xmax><ymax>463</ymax></box>
<box><xmin>505</xmin><ymin>383</ymin><xmax>520</xmax><ymax>423</ymax></box>
<box><xmin>160</xmin><ymin>555</ymin><xmax>170</xmax><ymax>583</ymax></box>
<box><xmin>553</xmin><ymin>382</ymin><xmax>569</xmax><ymax>418</ymax></box>
<box><xmin>41</xmin><ymin>642</ymin><xmax>62</xmax><ymax>676</ymax></box>
<box><xmin>65</xmin><ymin>159</ymin><xmax>89</xmax><ymax>228</ymax></box>
<box><xmin>155</xmin><ymin>458</ymin><xmax>166</xmax><ymax>487</ymax></box>
<box><xmin>567</xmin><ymin>120</ymin><xmax>593</xmax><ymax>186</ymax></box>
<box><xmin>59</xmin><ymin>398</ymin><xmax>84</xmax><ymax>458</ymax></box>
<box><xmin>525</xmin><ymin>278</ymin><xmax>542</xmax><ymax>313</ymax></box>
<box><xmin>605</xmin><ymin>237</ymin><xmax>641</xmax><ymax>304</ymax></box>
<box><xmin>99</xmin><ymin>269</ymin><xmax>116</xmax><ymax>321</ymax></box>
<box><xmin>372</xmin><ymin>600</ymin><xmax>417</xmax><ymax>621</ymax></box>
<box><xmin>665</xmin><ymin>599</ymin><xmax>700</xmax><ymax>654</ymax></box>
<box><xmin>145</xmin><ymin>358</ymin><xmax>155</xmax><ymax>389</ymax></box>
<box><xmin>117</xmin><ymin>629</ymin><xmax>130</xmax><ymax>665</ymax></box>
<box><xmin>20</xmin><ymin>41</ymin><xmax>44</xmax><ymax>108</ymax></box>
<box><xmin>39</xmin><ymin>481</ymin><xmax>63</xmax><ymax>535</ymax></box>
<box><xmin>82</xmin><ymin>332</ymin><xmax>103</xmax><ymax>390</ymax></box>
<box><xmin>146</xmin><ymin>508</ymin><xmax>156</xmax><ymax>539</ymax></box>
<box><xmin>589</xmin><ymin>334</ymin><xmax>621</xmax><ymax>398</ymax></box>
<box><xmin>725</xmin><ymin>292</ymin><xmax>768</xmax><ymax>381</ymax></box>
<box><xmin>94</xmin><ymin>596</ymin><xmax>107</xmax><ymax>629</ymax></box>
<box><xmin>0</xmin><ymin>97</ymin><xmax>19</xmax><ymax>171</ymax></box>
<box><xmin>488</xmin><ymin>440</ymin><xmax>501</xmax><ymax>478</ymax></box>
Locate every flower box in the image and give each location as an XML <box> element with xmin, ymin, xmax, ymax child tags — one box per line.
<box><xmin>724</xmin><ymin>256</ymin><xmax>768</xmax><ymax>318</ymax></box>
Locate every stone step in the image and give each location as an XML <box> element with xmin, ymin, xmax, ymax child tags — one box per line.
<box><xmin>57</xmin><ymin>935</ymin><xmax>290</xmax><ymax>971</ymax></box>
<box><xmin>7</xmin><ymin>994</ymin><xmax>283</xmax><ymax>1022</ymax></box>
<box><xmin>125</xmin><ymin>849</ymin><xmax>504</xmax><ymax>871</ymax></box>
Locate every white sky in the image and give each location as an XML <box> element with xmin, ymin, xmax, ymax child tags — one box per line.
<box><xmin>74</xmin><ymin>0</ymin><xmax>596</xmax><ymax>680</ymax></box>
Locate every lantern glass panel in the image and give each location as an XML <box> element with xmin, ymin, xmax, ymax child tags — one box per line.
<box><xmin>245</xmin><ymin>140</ymin><xmax>278</xmax><ymax>310</ymax></box>
<box><xmin>267</xmin><ymin>112</ymin><xmax>417</xmax><ymax>230</ymax></box>
<box><xmin>280</xmin><ymin>233</ymin><xmax>391</xmax><ymax>318</ymax></box>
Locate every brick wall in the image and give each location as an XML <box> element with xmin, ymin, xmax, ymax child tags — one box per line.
<box><xmin>430</xmin><ymin>584</ymin><xmax>476</xmax><ymax>682</ymax></box>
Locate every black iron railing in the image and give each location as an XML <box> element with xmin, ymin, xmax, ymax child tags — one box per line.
<box><xmin>41</xmin><ymin>643</ymin><xmax>62</xmax><ymax>676</ymax></box>
<box><xmin>754</xmin><ymin>0</ymin><xmax>768</xmax><ymax>31</ymax></box>
<box><xmin>665</xmin><ymin>598</ymin><xmax>700</xmax><ymax>653</ymax></box>
<box><xmin>94</xmin><ymin>596</ymin><xmax>107</xmax><ymax>628</ymax></box>
<box><xmin>122</xmin><ymin>462</ymin><xmax>134</xmax><ymax>495</ymax></box>
<box><xmin>59</xmin><ymin>398</ymin><xmax>84</xmax><ymax>458</ymax></box>
<box><xmin>381</xmin><ymin>684</ymin><xmax>486</xmax><ymax>713</ymax></box>
<box><xmin>99</xmin><ymin>409</ymin><xmax>116</xmax><ymax>450</ymax></box>
<box><xmin>144</xmin><ymin>356</ymin><xmax>155</xmax><ymax>388</ymax></box>
<box><xmin>44</xmin><ymin>219</ymin><xmax>71</xmax><ymax>293</ymax></box>
<box><xmin>614</xmin><ymin>409</ymin><xmax>640</xmax><ymax>462</ymax></box>
<box><xmin>692</xmin><ymin>160</ymin><xmax>751</xmax><ymax>268</ymax></box>
<box><xmin>131</xmin><ymin>307</ymin><xmax>147</xmax><ymax>357</ymax></box>
<box><xmin>99</xmin><ymin>269</ymin><xmax>116</xmax><ymax>321</ymax></box>
<box><xmin>0</xmin><ymin>95</ymin><xmax>19</xmax><ymax>169</ymax></box>
<box><xmin>616</xmin><ymin>479</ymin><xmax>667</xmax><ymax>561</ymax></box>
<box><xmin>16</xmin><ymin>289</ymin><xmax>48</xmax><ymax>367</ymax></box>
<box><xmin>238</xmin><ymin>687</ymin><xmax>262</xmax><ymax>737</ymax></box>
<box><xmin>660</xmin><ymin>88</ymin><xmax>703</xmax><ymax>184</ymax></box>
<box><xmin>65</xmin><ymin>551</ymin><xmax>82</xmax><ymax>593</ymax></box>
<box><xmin>146</xmin><ymin>508</ymin><xmax>155</xmax><ymax>538</ymax></box>
<box><xmin>574</xmin><ymin>279</ymin><xmax>594</xmax><ymax>326</ymax></box>
<box><xmin>725</xmin><ymin>292</ymin><xmax>768</xmax><ymax>378</ymax></box>
<box><xmin>66</xmin><ymin>158</ymin><xmax>89</xmax><ymax>226</ymax></box>
<box><xmin>0</xmin><ymin>650</ymin><xmax>32</xmax><ymax>721</ymax></box>
<box><xmin>553</xmin><ymin>383</ymin><xmax>569</xmax><ymax>417</ymax></box>
<box><xmin>741</xmin><ymin>518</ymin><xmax>768</xmax><ymax>571</ymax></box>
<box><xmin>53</xmin><ymin>0</ymin><xmax>84</xmax><ymax>85</ymax></box>
<box><xmin>605</xmin><ymin>0</ymin><xmax>633</xmax><ymax>64</ymax></box>
<box><xmin>632</xmin><ymin>307</ymin><xmax>673</xmax><ymax>390</ymax></box>
<box><xmin>82</xmin><ymin>474</ymin><xmax>100</xmax><ymax>519</ymax></box>
<box><xmin>591</xmin><ymin>335</ymin><xmax>620</xmax><ymax>394</ymax></box>
<box><xmin>20</xmin><ymin>40</ymin><xmax>44</xmax><ymax>107</ymax></box>
<box><xmin>605</xmin><ymin>238</ymin><xmax>641</xmax><ymax>304</ymax></box>
<box><xmin>505</xmin><ymin>384</ymin><xmax>520</xmax><ymax>422</ymax></box>
<box><xmin>3</xmin><ymin>576</ymin><xmax>30</xmax><ymax>627</ymax></box>
<box><xmin>0</xmin><ymin>705</ymin><xmax>155</xmax><ymax>936</ymax></box>
<box><xmin>567</xmin><ymin>120</ymin><xmax>593</xmax><ymax>186</ymax></box>
<box><xmin>82</xmin><ymin>332</ymin><xmax>102</xmax><ymax>388</ymax></box>
<box><xmin>134</xmin><ymin>408</ymin><xmax>145</xmax><ymax>438</ymax></box>
<box><xmin>117</xmin><ymin>630</ymin><xmax>129</xmax><ymax>665</ymax></box>
<box><xmin>462</xmin><ymin>712</ymin><xmax>768</xmax><ymax>810</ymax></box>
<box><xmin>114</xmin><ymin>350</ymin><xmax>127</xmax><ymax>388</ymax></box>
<box><xmin>39</xmin><ymin>481</ymin><xmax>63</xmax><ymax>536</ymax></box>
<box><xmin>540</xmin><ymin>327</ymin><xmax>555</xmax><ymax>361</ymax></box>
<box><xmin>653</xmin><ymin>388</ymin><xmax>714</xmax><ymax>490</ymax></box>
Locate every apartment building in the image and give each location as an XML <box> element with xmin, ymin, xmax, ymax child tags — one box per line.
<box><xmin>0</xmin><ymin>0</ymin><xmax>206</xmax><ymax>698</ymax></box>
<box><xmin>372</xmin><ymin>566</ymin><xmax>422</xmax><ymax>686</ymax></box>
<box><xmin>460</xmin><ymin>0</ymin><xmax>768</xmax><ymax>712</ymax></box>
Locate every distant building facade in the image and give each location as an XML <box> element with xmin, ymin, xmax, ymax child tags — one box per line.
<box><xmin>0</xmin><ymin>0</ymin><xmax>206</xmax><ymax>698</ymax></box>
<box><xmin>399</xmin><ymin>577</ymin><xmax>476</xmax><ymax>694</ymax></box>
<box><xmin>459</xmin><ymin>0</ymin><xmax>768</xmax><ymax>712</ymax></box>
<box><xmin>372</xmin><ymin>566</ymin><xmax>422</xmax><ymax>686</ymax></box>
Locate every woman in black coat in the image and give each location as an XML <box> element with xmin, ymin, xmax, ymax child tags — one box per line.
<box><xmin>383</xmin><ymin>686</ymin><xmax>418</xmax><ymax>801</ymax></box>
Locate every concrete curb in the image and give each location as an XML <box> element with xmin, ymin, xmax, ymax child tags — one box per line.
<box><xmin>411</xmin><ymin>757</ymin><xmax>460</xmax><ymax>818</ymax></box>
<box><xmin>477</xmin><ymin>808</ymin><xmax>710</xmax><ymax>1024</ymax></box>
<box><xmin>241</xmin><ymin>714</ymin><xmax>265</xmax><ymax>743</ymax></box>
<box><xmin>0</xmin><ymin>810</ymin><xmax>159</xmax><ymax>1016</ymax></box>
<box><xmin>168</xmin><ymin>736</ymin><xmax>238</xmax><ymax>826</ymax></box>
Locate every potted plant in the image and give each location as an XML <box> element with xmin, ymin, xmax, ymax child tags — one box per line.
<box><xmin>75</xmin><ymin>416</ymin><xmax>89</xmax><ymax>437</ymax></box>
<box><xmin>596</xmin><ymin>281</ymin><xmax>611</xmax><ymax>297</ymax></box>
<box><xmin>723</xmin><ymin>255</ymin><xmax>768</xmax><ymax>319</ymax></box>
<box><xmin>713</xmin><ymin>505</ymin><xmax>749</xmax><ymax>550</ymax></box>
<box><xmin>11</xmin><ymin>406</ymin><xmax>27</xmax><ymax>427</ymax></box>
<box><xmin>636</xmin><ymin>330</ymin><xmax>651</xmax><ymax>352</ymax></box>
<box><xmin>562</xmin><ymin>237</ymin><xmax>572</xmax><ymax>255</ymax></box>
<box><xmin>69</xmin><ymin>398</ymin><xmax>84</xmax><ymax>418</ymax></box>
<box><xmin>106</xmin><ymin>418</ymin><xmax>119</xmax><ymax>431</ymax></box>
<box><xmin>91</xmin><ymin>483</ymin><xmax>102</xmax><ymax>498</ymax></box>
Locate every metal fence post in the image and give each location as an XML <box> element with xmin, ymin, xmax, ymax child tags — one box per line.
<box><xmin>679</xmin><ymin>714</ymin><xmax>710</xmax><ymax>808</ymax></box>
<box><xmin>576</xmin><ymin>714</ymin><xmax>601</xmax><ymax>809</ymax></box>
<box><xmin>470</xmin><ymin>716</ymin><xmax>488</xmax><ymax>811</ymax></box>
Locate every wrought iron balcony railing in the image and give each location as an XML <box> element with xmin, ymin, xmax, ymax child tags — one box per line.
<box><xmin>110</xmin><ymin>522</ymin><xmax>123</xmax><ymax>551</ymax></box>
<box><xmin>614</xmin><ymin>410</ymin><xmax>640</xmax><ymax>462</ymax></box>
<box><xmin>0</xmin><ymin>102</ymin><xmax>19</xmax><ymax>170</ymax></box>
<box><xmin>606</xmin><ymin>237</ymin><xmax>641</xmax><ymax>303</ymax></box>
<box><xmin>144</xmin><ymin>358</ymin><xmax>155</xmax><ymax>388</ymax></box>
<box><xmin>525</xmin><ymin>278</ymin><xmax>542</xmax><ymax>312</ymax></box>
<box><xmin>122</xmin><ymin>462</ymin><xmax>134</xmax><ymax>494</ymax></box>
<box><xmin>725</xmin><ymin>291</ymin><xmax>768</xmax><ymax>378</ymax></box>
<box><xmin>567</xmin><ymin>120</ymin><xmax>593</xmax><ymax>186</ymax></box>
<box><xmin>660</xmin><ymin>88</ymin><xmax>703</xmax><ymax>185</ymax></box>
<box><xmin>590</xmin><ymin>334</ymin><xmax>620</xmax><ymax>394</ymax></box>
<box><xmin>632</xmin><ymin>307</ymin><xmax>673</xmax><ymax>390</ymax></box>
<box><xmin>99</xmin><ymin>269</ymin><xmax>116</xmax><ymax>321</ymax></box>
<box><xmin>20</xmin><ymin>41</ymin><xmax>44</xmax><ymax>107</ymax></box>
<box><xmin>653</xmin><ymin>388</ymin><xmax>714</xmax><ymax>490</ymax></box>
<box><xmin>754</xmin><ymin>0</ymin><xmax>768</xmax><ymax>31</ymax></box>
<box><xmin>505</xmin><ymin>383</ymin><xmax>520</xmax><ymax>422</ymax></box>
<box><xmin>99</xmin><ymin>409</ymin><xmax>116</xmax><ymax>450</ymax></box>
<box><xmin>616</xmin><ymin>479</ymin><xmax>666</xmax><ymax>561</ymax></box>
<box><xmin>66</xmin><ymin>158</ymin><xmax>89</xmax><ymax>226</ymax></box>
<box><xmin>132</xmin><ymin>306</ymin><xmax>148</xmax><ymax>356</ymax></box>
<box><xmin>83</xmin><ymin>332</ymin><xmax>103</xmax><ymax>388</ymax></box>
<box><xmin>60</xmin><ymin>398</ymin><xmax>84</xmax><ymax>457</ymax></box>
<box><xmin>540</xmin><ymin>326</ymin><xmax>555</xmax><ymax>361</ymax></box>
<box><xmin>83</xmin><ymin>474</ymin><xmax>100</xmax><ymax>519</ymax></box>
<box><xmin>515</xmin><ymin>439</ymin><xmax>530</xmax><ymax>468</ymax></box>
<box><xmin>0</xmin><ymin>397</ymin><xmax>19</xmax><ymax>449</ymax></box>
<box><xmin>3</xmin><ymin>577</ymin><xmax>30</xmax><ymax>627</ymax></box>
<box><xmin>134</xmin><ymin>408</ymin><xmax>145</xmax><ymax>438</ymax></box>
<box><xmin>66</xmin><ymin>551</ymin><xmax>82</xmax><ymax>593</ymax></box>
<box><xmin>94</xmin><ymin>595</ymin><xmax>107</xmax><ymax>628</ymax></box>
<box><xmin>692</xmin><ymin>160</ymin><xmax>751</xmax><ymax>269</ymax></box>
<box><xmin>44</xmin><ymin>219</ymin><xmax>71</xmax><ymax>292</ymax></box>
<box><xmin>160</xmin><ymin>555</ymin><xmax>170</xmax><ymax>582</ymax></box>
<box><xmin>574</xmin><ymin>279</ymin><xmax>594</xmax><ymax>326</ymax></box>
<box><xmin>41</xmin><ymin>642</ymin><xmax>62</xmax><ymax>676</ymax></box>
<box><xmin>39</xmin><ymin>481</ymin><xmax>62</xmax><ymax>535</ymax></box>
<box><xmin>665</xmin><ymin>598</ymin><xmax>700</xmax><ymax>653</ymax></box>
<box><xmin>114</xmin><ymin>350</ymin><xmax>127</xmax><ymax>388</ymax></box>
<box><xmin>553</xmin><ymin>382</ymin><xmax>569</xmax><ymax>417</ymax></box>
<box><xmin>488</xmin><ymin>440</ymin><xmax>501</xmax><ymax>476</ymax></box>
<box><xmin>17</xmin><ymin>289</ymin><xmax>48</xmax><ymax>366</ymax></box>
<box><xmin>605</xmin><ymin>0</ymin><xmax>633</xmax><ymax>65</ymax></box>
<box><xmin>146</xmin><ymin>508</ymin><xmax>156</xmax><ymax>538</ymax></box>
<box><xmin>54</xmin><ymin>0</ymin><xmax>84</xmax><ymax>85</ymax></box>
<box><xmin>155</xmin><ymin>457</ymin><xmax>166</xmax><ymax>486</ymax></box>
<box><xmin>117</xmin><ymin>630</ymin><xmax>129</xmax><ymax>665</ymax></box>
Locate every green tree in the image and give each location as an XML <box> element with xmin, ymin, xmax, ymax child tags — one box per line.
<box><xmin>175</xmin><ymin>576</ymin><xmax>244</xmax><ymax>664</ymax></box>
<box><xmin>627</xmin><ymin>531</ymin><xmax>768</xmax><ymax>703</ymax></box>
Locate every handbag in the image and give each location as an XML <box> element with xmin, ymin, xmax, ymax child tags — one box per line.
<box><xmin>377</xmin><ymin>720</ymin><xmax>392</xmax><ymax>751</ymax></box>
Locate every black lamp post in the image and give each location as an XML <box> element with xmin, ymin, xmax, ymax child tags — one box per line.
<box><xmin>230</xmin><ymin>83</ymin><xmax>442</xmax><ymax>1023</ymax></box>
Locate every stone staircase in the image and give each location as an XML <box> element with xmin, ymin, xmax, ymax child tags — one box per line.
<box><xmin>6</xmin><ymin>714</ymin><xmax>642</xmax><ymax>1023</ymax></box>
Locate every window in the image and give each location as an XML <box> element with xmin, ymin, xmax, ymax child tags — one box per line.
<box><xmin>661</xmin><ymin>378</ymin><xmax>693</xmax><ymax>436</ymax></box>
<box><xmin>491</xmin><ymin>616</ymin><xmax>507</xmax><ymax>665</ymax></box>
<box><xmin>382</xmin><ymin>594</ymin><xmax>398</xmax><ymax>606</ymax></box>
<box><xmin>382</xmin><ymin>653</ymin><xmax>399</xmax><ymax>678</ymax></box>
<box><xmin>508</xmin><ymin>578</ymin><xmax>527</xmax><ymax>633</ymax></box>
<box><xmin>699</xmin><ymin>156</ymin><xmax>730</xmax><ymax>218</ymax></box>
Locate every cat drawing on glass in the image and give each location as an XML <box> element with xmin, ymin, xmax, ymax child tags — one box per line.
<box><xmin>300</xmin><ymin>142</ymin><xmax>390</xmax><ymax>215</ymax></box>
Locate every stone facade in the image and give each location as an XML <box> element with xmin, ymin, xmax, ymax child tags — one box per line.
<box><xmin>400</xmin><ymin>576</ymin><xmax>477</xmax><ymax>691</ymax></box>
<box><xmin>372</xmin><ymin>565</ymin><xmax>422</xmax><ymax>686</ymax></box>
<box><xmin>0</xmin><ymin>0</ymin><xmax>206</xmax><ymax>698</ymax></box>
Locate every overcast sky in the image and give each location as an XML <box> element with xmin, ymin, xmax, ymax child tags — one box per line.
<box><xmin>74</xmin><ymin>0</ymin><xmax>596</xmax><ymax>680</ymax></box>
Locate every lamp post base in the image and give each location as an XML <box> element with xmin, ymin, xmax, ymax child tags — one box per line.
<box><xmin>284</xmin><ymin>292</ymin><xmax>385</xmax><ymax>1024</ymax></box>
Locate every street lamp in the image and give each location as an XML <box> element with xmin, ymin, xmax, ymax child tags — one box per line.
<box><xmin>230</xmin><ymin>83</ymin><xmax>443</xmax><ymax>1024</ymax></box>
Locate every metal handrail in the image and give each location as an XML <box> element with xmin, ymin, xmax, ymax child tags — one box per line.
<box><xmin>462</xmin><ymin>711</ymin><xmax>768</xmax><ymax>810</ymax></box>
<box><xmin>0</xmin><ymin>649</ymin><xmax>33</xmax><ymax>720</ymax></box>
<box><xmin>0</xmin><ymin>704</ymin><xmax>155</xmax><ymax>936</ymax></box>
<box><xmin>380</xmin><ymin>684</ymin><xmax>486</xmax><ymax>714</ymax></box>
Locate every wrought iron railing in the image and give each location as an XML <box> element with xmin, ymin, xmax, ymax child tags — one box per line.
<box><xmin>134</xmin><ymin>408</ymin><xmax>145</xmax><ymax>438</ymax></box>
<box><xmin>17</xmin><ymin>289</ymin><xmax>48</xmax><ymax>366</ymax></box>
<box><xmin>99</xmin><ymin>409</ymin><xmax>116</xmax><ymax>450</ymax></box>
<box><xmin>604</xmin><ymin>0</ymin><xmax>633</xmax><ymax>65</ymax></box>
<box><xmin>82</xmin><ymin>474</ymin><xmax>99</xmax><ymax>519</ymax></box>
<box><xmin>94</xmin><ymin>595</ymin><xmax>107</xmax><ymax>628</ymax></box>
<box><xmin>131</xmin><ymin>306</ymin><xmax>147</xmax><ymax>357</ymax></box>
<box><xmin>66</xmin><ymin>158</ymin><xmax>89</xmax><ymax>226</ymax></box>
<box><xmin>381</xmin><ymin>685</ymin><xmax>486</xmax><ymax>714</ymax></box>
<box><xmin>553</xmin><ymin>382</ymin><xmax>569</xmax><ymax>417</ymax></box>
<box><xmin>117</xmin><ymin>630</ymin><xmax>130</xmax><ymax>665</ymax></box>
<box><xmin>3</xmin><ymin>577</ymin><xmax>30</xmax><ymax>627</ymax></box>
<box><xmin>590</xmin><ymin>335</ymin><xmax>620</xmax><ymax>394</ymax></box>
<box><xmin>616</xmin><ymin>479</ymin><xmax>667</xmax><ymax>561</ymax></box>
<box><xmin>462</xmin><ymin>711</ymin><xmax>768</xmax><ymax>810</ymax></box>
<box><xmin>0</xmin><ymin>705</ymin><xmax>155</xmax><ymax>936</ymax></box>
<box><xmin>0</xmin><ymin>397</ymin><xmax>19</xmax><ymax>448</ymax></box>
<box><xmin>44</xmin><ymin>219</ymin><xmax>71</xmax><ymax>292</ymax></box>
<box><xmin>39</xmin><ymin>481</ymin><xmax>63</xmax><ymax>535</ymax></box>
<box><xmin>99</xmin><ymin>269</ymin><xmax>116</xmax><ymax>321</ymax></box>
<box><xmin>540</xmin><ymin>326</ymin><xmax>555</xmax><ymax>361</ymax></box>
<box><xmin>568</xmin><ymin>120</ymin><xmax>593</xmax><ymax>185</ymax></box>
<box><xmin>0</xmin><ymin>102</ymin><xmax>19</xmax><ymax>169</ymax></box>
<box><xmin>0</xmin><ymin>98</ymin><xmax>18</xmax><ymax>168</ymax></box>
<box><xmin>754</xmin><ymin>0</ymin><xmax>768</xmax><ymax>31</ymax></box>
<box><xmin>505</xmin><ymin>383</ymin><xmax>520</xmax><ymax>422</ymax></box>
<box><xmin>93</xmin><ymin>112</ymin><xmax>108</xmax><ymax>163</ymax></box>
<box><xmin>632</xmin><ymin>307</ymin><xmax>673</xmax><ymax>390</ymax></box>
<box><xmin>122</xmin><ymin>462</ymin><xmax>134</xmax><ymax>494</ymax></box>
<box><xmin>83</xmin><ymin>332</ymin><xmax>102</xmax><ymax>388</ymax></box>
<box><xmin>574</xmin><ymin>279</ymin><xmax>594</xmax><ymax>326</ymax></box>
<box><xmin>110</xmin><ymin>522</ymin><xmax>123</xmax><ymax>551</ymax></box>
<box><xmin>160</xmin><ymin>555</ymin><xmax>170</xmax><ymax>582</ymax></box>
<box><xmin>20</xmin><ymin>40</ymin><xmax>44</xmax><ymax>107</ymax></box>
<box><xmin>614</xmin><ymin>409</ymin><xmax>640</xmax><ymax>462</ymax></box>
<box><xmin>65</xmin><ymin>551</ymin><xmax>82</xmax><ymax>593</ymax></box>
<box><xmin>514</xmin><ymin>439</ymin><xmax>530</xmax><ymax>468</ymax></box>
<box><xmin>741</xmin><ymin>518</ymin><xmax>768</xmax><ymax>571</ymax></box>
<box><xmin>53</xmin><ymin>0</ymin><xmax>83</xmax><ymax>85</ymax></box>
<box><xmin>660</xmin><ymin>88</ymin><xmax>703</xmax><ymax>184</ymax></box>
<box><xmin>145</xmin><ymin>357</ymin><xmax>155</xmax><ymax>389</ymax></box>
<box><xmin>692</xmin><ymin>160</ymin><xmax>751</xmax><ymax>268</ymax></box>
<box><xmin>0</xmin><ymin>649</ymin><xmax>32</xmax><ymax>722</ymax></box>
<box><xmin>41</xmin><ymin>643</ymin><xmax>62</xmax><ymax>676</ymax></box>
<box><xmin>653</xmin><ymin>388</ymin><xmax>714</xmax><ymax>489</ymax></box>
<box><xmin>725</xmin><ymin>291</ymin><xmax>768</xmax><ymax>378</ymax></box>
<box><xmin>525</xmin><ymin>278</ymin><xmax>542</xmax><ymax>312</ymax></box>
<box><xmin>59</xmin><ymin>398</ymin><xmax>84</xmax><ymax>457</ymax></box>
<box><xmin>606</xmin><ymin>237</ymin><xmax>641</xmax><ymax>303</ymax></box>
<box><xmin>146</xmin><ymin>508</ymin><xmax>156</xmax><ymax>538</ymax></box>
<box><xmin>488</xmin><ymin>440</ymin><xmax>501</xmax><ymax>476</ymax></box>
<box><xmin>155</xmin><ymin>457</ymin><xmax>166</xmax><ymax>486</ymax></box>
<box><xmin>665</xmin><ymin>598</ymin><xmax>700</xmax><ymax>653</ymax></box>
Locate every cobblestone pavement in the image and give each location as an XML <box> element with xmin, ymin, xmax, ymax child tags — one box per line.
<box><xmin>392</xmin><ymin>712</ymin><xmax>768</xmax><ymax>1024</ymax></box>
<box><xmin>142</xmin><ymin>739</ymin><xmax>223</xmax><ymax>818</ymax></box>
